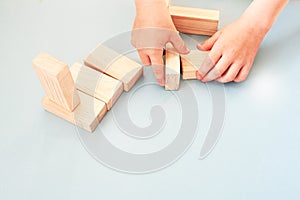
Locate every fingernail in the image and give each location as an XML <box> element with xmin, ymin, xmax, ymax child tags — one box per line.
<box><xmin>197</xmin><ymin>44</ymin><xmax>204</xmax><ymax>51</ymax></box>
<box><xmin>183</xmin><ymin>47</ymin><xmax>190</xmax><ymax>54</ymax></box>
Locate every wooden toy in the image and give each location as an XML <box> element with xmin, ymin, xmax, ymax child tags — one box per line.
<box><xmin>84</xmin><ymin>45</ymin><xmax>143</xmax><ymax>92</ymax></box>
<box><xmin>170</xmin><ymin>6</ymin><xmax>219</xmax><ymax>36</ymax></box>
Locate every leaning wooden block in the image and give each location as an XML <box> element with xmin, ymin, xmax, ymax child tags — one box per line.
<box><xmin>70</xmin><ymin>62</ymin><xmax>123</xmax><ymax>110</ymax></box>
<box><xmin>32</xmin><ymin>52</ymin><xmax>80</xmax><ymax>111</ymax></box>
<box><xmin>84</xmin><ymin>45</ymin><xmax>143</xmax><ymax>92</ymax></box>
<box><xmin>170</xmin><ymin>6</ymin><xmax>219</xmax><ymax>36</ymax></box>
<box><xmin>42</xmin><ymin>90</ymin><xmax>107</xmax><ymax>132</ymax></box>
<box><xmin>165</xmin><ymin>44</ymin><xmax>180</xmax><ymax>90</ymax></box>
<box><xmin>181</xmin><ymin>50</ymin><xmax>209</xmax><ymax>80</ymax></box>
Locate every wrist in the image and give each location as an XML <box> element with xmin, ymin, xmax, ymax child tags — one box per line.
<box><xmin>240</xmin><ymin>0</ymin><xmax>288</xmax><ymax>36</ymax></box>
<box><xmin>240</xmin><ymin>14</ymin><xmax>271</xmax><ymax>37</ymax></box>
<box><xmin>135</xmin><ymin>0</ymin><xmax>170</xmax><ymax>20</ymax></box>
<box><xmin>135</xmin><ymin>0</ymin><xmax>167</xmax><ymax>10</ymax></box>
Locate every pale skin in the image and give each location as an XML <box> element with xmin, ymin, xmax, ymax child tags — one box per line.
<box><xmin>132</xmin><ymin>0</ymin><xmax>288</xmax><ymax>84</ymax></box>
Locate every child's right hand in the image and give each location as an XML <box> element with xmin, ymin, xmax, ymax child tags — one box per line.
<box><xmin>132</xmin><ymin>0</ymin><xmax>189</xmax><ymax>86</ymax></box>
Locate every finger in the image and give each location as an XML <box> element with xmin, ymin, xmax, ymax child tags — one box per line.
<box><xmin>149</xmin><ymin>49</ymin><xmax>165</xmax><ymax>86</ymax></box>
<box><xmin>169</xmin><ymin>31</ymin><xmax>190</xmax><ymax>54</ymax></box>
<box><xmin>197</xmin><ymin>31</ymin><xmax>221</xmax><ymax>51</ymax></box>
<box><xmin>234</xmin><ymin>65</ymin><xmax>251</xmax><ymax>82</ymax></box>
<box><xmin>138</xmin><ymin>50</ymin><xmax>151</xmax><ymax>66</ymax></box>
<box><xmin>196</xmin><ymin>71</ymin><xmax>202</xmax><ymax>80</ymax></box>
<box><xmin>197</xmin><ymin>50</ymin><xmax>221</xmax><ymax>80</ymax></box>
<box><xmin>216</xmin><ymin>63</ymin><xmax>242</xmax><ymax>83</ymax></box>
<box><xmin>202</xmin><ymin>55</ymin><xmax>232</xmax><ymax>82</ymax></box>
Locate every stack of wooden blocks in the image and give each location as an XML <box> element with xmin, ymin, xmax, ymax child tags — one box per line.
<box><xmin>33</xmin><ymin>46</ymin><xmax>143</xmax><ymax>132</ymax></box>
<box><xmin>33</xmin><ymin>5</ymin><xmax>219</xmax><ymax>132</ymax></box>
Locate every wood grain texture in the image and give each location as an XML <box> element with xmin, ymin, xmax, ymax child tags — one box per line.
<box><xmin>181</xmin><ymin>50</ymin><xmax>209</xmax><ymax>80</ymax></box>
<box><xmin>165</xmin><ymin>43</ymin><xmax>180</xmax><ymax>90</ymax></box>
<box><xmin>70</xmin><ymin>62</ymin><xmax>123</xmax><ymax>110</ymax></box>
<box><xmin>170</xmin><ymin>6</ymin><xmax>219</xmax><ymax>36</ymax></box>
<box><xmin>84</xmin><ymin>45</ymin><xmax>143</xmax><ymax>92</ymax></box>
<box><xmin>42</xmin><ymin>90</ymin><xmax>107</xmax><ymax>132</ymax></box>
<box><xmin>32</xmin><ymin>52</ymin><xmax>80</xmax><ymax>111</ymax></box>
<box><xmin>166</xmin><ymin>0</ymin><xmax>171</xmax><ymax>7</ymax></box>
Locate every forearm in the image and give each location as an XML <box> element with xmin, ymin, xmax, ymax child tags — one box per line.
<box><xmin>241</xmin><ymin>0</ymin><xmax>288</xmax><ymax>33</ymax></box>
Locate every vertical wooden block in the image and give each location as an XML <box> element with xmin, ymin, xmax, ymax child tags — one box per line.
<box><xmin>181</xmin><ymin>50</ymin><xmax>209</xmax><ymax>80</ymax></box>
<box><xmin>165</xmin><ymin>44</ymin><xmax>180</xmax><ymax>90</ymax></box>
<box><xmin>166</xmin><ymin>0</ymin><xmax>172</xmax><ymax>7</ymax></box>
<box><xmin>84</xmin><ymin>45</ymin><xmax>143</xmax><ymax>92</ymax></box>
<box><xmin>42</xmin><ymin>90</ymin><xmax>107</xmax><ymax>132</ymax></box>
<box><xmin>70</xmin><ymin>62</ymin><xmax>123</xmax><ymax>110</ymax></box>
<box><xmin>170</xmin><ymin>6</ymin><xmax>219</xmax><ymax>36</ymax></box>
<box><xmin>32</xmin><ymin>52</ymin><xmax>80</xmax><ymax>111</ymax></box>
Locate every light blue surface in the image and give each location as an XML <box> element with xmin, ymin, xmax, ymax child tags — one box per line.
<box><xmin>0</xmin><ymin>0</ymin><xmax>299</xmax><ymax>199</ymax></box>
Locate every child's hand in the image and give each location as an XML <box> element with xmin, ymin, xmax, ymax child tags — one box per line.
<box><xmin>196</xmin><ymin>18</ymin><xmax>267</xmax><ymax>83</ymax></box>
<box><xmin>132</xmin><ymin>0</ymin><xmax>189</xmax><ymax>86</ymax></box>
<box><xmin>196</xmin><ymin>0</ymin><xmax>287</xmax><ymax>83</ymax></box>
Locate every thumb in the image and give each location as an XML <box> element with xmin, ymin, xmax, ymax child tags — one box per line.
<box><xmin>169</xmin><ymin>31</ymin><xmax>190</xmax><ymax>54</ymax></box>
<box><xmin>197</xmin><ymin>31</ymin><xmax>221</xmax><ymax>51</ymax></box>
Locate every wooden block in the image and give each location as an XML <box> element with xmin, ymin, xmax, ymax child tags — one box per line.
<box><xmin>84</xmin><ymin>45</ymin><xmax>143</xmax><ymax>92</ymax></box>
<box><xmin>42</xmin><ymin>90</ymin><xmax>107</xmax><ymax>132</ymax></box>
<box><xmin>32</xmin><ymin>52</ymin><xmax>80</xmax><ymax>111</ymax></box>
<box><xmin>165</xmin><ymin>44</ymin><xmax>180</xmax><ymax>90</ymax></box>
<box><xmin>170</xmin><ymin>6</ymin><xmax>219</xmax><ymax>36</ymax></box>
<box><xmin>181</xmin><ymin>50</ymin><xmax>209</xmax><ymax>80</ymax></box>
<box><xmin>181</xmin><ymin>65</ymin><xmax>197</xmax><ymax>80</ymax></box>
<box><xmin>70</xmin><ymin>62</ymin><xmax>123</xmax><ymax>110</ymax></box>
<box><xmin>166</xmin><ymin>0</ymin><xmax>171</xmax><ymax>7</ymax></box>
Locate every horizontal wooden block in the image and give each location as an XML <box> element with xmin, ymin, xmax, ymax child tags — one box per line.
<box><xmin>32</xmin><ymin>52</ymin><xmax>80</xmax><ymax>111</ymax></box>
<box><xmin>42</xmin><ymin>90</ymin><xmax>107</xmax><ymax>132</ymax></box>
<box><xmin>181</xmin><ymin>50</ymin><xmax>209</xmax><ymax>79</ymax></box>
<box><xmin>165</xmin><ymin>44</ymin><xmax>180</xmax><ymax>90</ymax></box>
<box><xmin>170</xmin><ymin>6</ymin><xmax>219</xmax><ymax>36</ymax></box>
<box><xmin>70</xmin><ymin>62</ymin><xmax>123</xmax><ymax>110</ymax></box>
<box><xmin>84</xmin><ymin>45</ymin><xmax>143</xmax><ymax>92</ymax></box>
